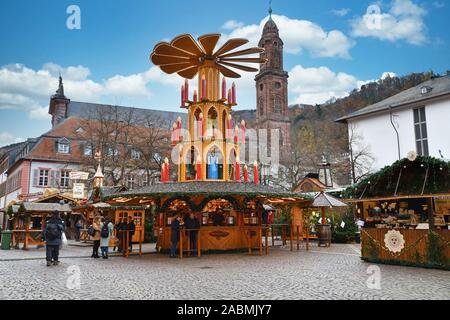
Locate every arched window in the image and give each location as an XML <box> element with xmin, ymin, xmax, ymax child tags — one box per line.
<box><xmin>207</xmin><ymin>107</ymin><xmax>218</xmax><ymax>138</ymax></box>
<box><xmin>273</xmin><ymin>96</ymin><xmax>281</xmax><ymax>114</ymax></box>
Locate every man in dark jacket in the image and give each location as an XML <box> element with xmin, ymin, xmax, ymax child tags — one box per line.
<box><xmin>127</xmin><ymin>217</ymin><xmax>136</xmax><ymax>253</ymax></box>
<box><xmin>44</xmin><ymin>212</ymin><xmax>66</xmax><ymax>267</ymax></box>
<box><xmin>170</xmin><ymin>215</ymin><xmax>184</xmax><ymax>258</ymax></box>
<box><xmin>184</xmin><ymin>212</ymin><xmax>200</xmax><ymax>255</ymax></box>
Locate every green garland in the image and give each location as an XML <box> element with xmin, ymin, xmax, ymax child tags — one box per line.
<box><xmin>341</xmin><ymin>156</ymin><xmax>450</xmax><ymax>199</ymax></box>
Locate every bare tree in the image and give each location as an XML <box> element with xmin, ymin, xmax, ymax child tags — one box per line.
<box><xmin>347</xmin><ymin>123</ymin><xmax>375</xmax><ymax>184</ymax></box>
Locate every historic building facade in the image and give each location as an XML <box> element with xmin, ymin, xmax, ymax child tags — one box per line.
<box><xmin>255</xmin><ymin>13</ymin><xmax>291</xmax><ymax>156</ymax></box>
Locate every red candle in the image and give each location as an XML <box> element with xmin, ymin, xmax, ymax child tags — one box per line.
<box><xmin>228</xmin><ymin>89</ymin><xmax>232</xmax><ymax>105</ymax></box>
<box><xmin>171</xmin><ymin>122</ymin><xmax>177</xmax><ymax>146</ymax></box>
<box><xmin>253</xmin><ymin>160</ymin><xmax>259</xmax><ymax>185</ymax></box>
<box><xmin>232</xmin><ymin>82</ymin><xmax>236</xmax><ymax>104</ymax></box>
<box><xmin>195</xmin><ymin>155</ymin><xmax>202</xmax><ymax>180</ymax></box>
<box><xmin>184</xmin><ymin>79</ymin><xmax>189</xmax><ymax>102</ymax></box>
<box><xmin>227</xmin><ymin>114</ymin><xmax>232</xmax><ymax>140</ymax></box>
<box><xmin>201</xmin><ymin>76</ymin><xmax>206</xmax><ymax>100</ymax></box>
<box><xmin>193</xmin><ymin>89</ymin><xmax>197</xmax><ymax>103</ymax></box>
<box><xmin>241</xmin><ymin>120</ymin><xmax>246</xmax><ymax>144</ymax></box>
<box><xmin>234</xmin><ymin>125</ymin><xmax>239</xmax><ymax>144</ymax></box>
<box><xmin>243</xmin><ymin>164</ymin><xmax>249</xmax><ymax>183</ymax></box>
<box><xmin>161</xmin><ymin>157</ymin><xmax>170</xmax><ymax>182</ymax></box>
<box><xmin>222</xmin><ymin>77</ymin><xmax>226</xmax><ymax>100</ymax></box>
<box><xmin>235</xmin><ymin>156</ymin><xmax>241</xmax><ymax>181</ymax></box>
<box><xmin>177</xmin><ymin>116</ymin><xmax>182</xmax><ymax>142</ymax></box>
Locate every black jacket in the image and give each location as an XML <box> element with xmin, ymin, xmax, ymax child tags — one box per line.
<box><xmin>184</xmin><ymin>217</ymin><xmax>200</xmax><ymax>230</ymax></box>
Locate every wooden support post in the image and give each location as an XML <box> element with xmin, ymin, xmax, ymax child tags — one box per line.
<box><xmin>248</xmin><ymin>229</ymin><xmax>252</xmax><ymax>255</ymax></box>
<box><xmin>265</xmin><ymin>226</ymin><xmax>269</xmax><ymax>255</ymax></box>
<box><xmin>179</xmin><ymin>230</ymin><xmax>183</xmax><ymax>259</ymax></box>
<box><xmin>290</xmin><ymin>225</ymin><xmax>294</xmax><ymax>252</ymax></box>
<box><xmin>139</xmin><ymin>229</ymin><xmax>142</xmax><ymax>257</ymax></box>
<box><xmin>296</xmin><ymin>226</ymin><xmax>300</xmax><ymax>251</ymax></box>
<box><xmin>271</xmin><ymin>225</ymin><xmax>275</xmax><ymax>247</ymax></box>
<box><xmin>125</xmin><ymin>230</ymin><xmax>130</xmax><ymax>258</ymax></box>
<box><xmin>281</xmin><ymin>225</ymin><xmax>286</xmax><ymax>246</ymax></box>
<box><xmin>197</xmin><ymin>230</ymin><xmax>201</xmax><ymax>257</ymax></box>
<box><xmin>259</xmin><ymin>227</ymin><xmax>262</xmax><ymax>256</ymax></box>
<box><xmin>427</xmin><ymin>197</ymin><xmax>435</xmax><ymax>230</ymax></box>
<box><xmin>306</xmin><ymin>226</ymin><xmax>309</xmax><ymax>251</ymax></box>
<box><xmin>187</xmin><ymin>231</ymin><xmax>191</xmax><ymax>257</ymax></box>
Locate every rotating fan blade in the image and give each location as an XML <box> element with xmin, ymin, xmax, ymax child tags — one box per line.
<box><xmin>213</xmin><ymin>39</ymin><xmax>249</xmax><ymax>57</ymax></box>
<box><xmin>218</xmin><ymin>47</ymin><xmax>264</xmax><ymax>58</ymax></box>
<box><xmin>215</xmin><ymin>64</ymin><xmax>241</xmax><ymax>78</ymax></box>
<box><xmin>153</xmin><ymin>42</ymin><xmax>194</xmax><ymax>58</ymax></box>
<box><xmin>220</xmin><ymin>61</ymin><xmax>259</xmax><ymax>73</ymax></box>
<box><xmin>177</xmin><ymin>66</ymin><xmax>199</xmax><ymax>79</ymax></box>
<box><xmin>198</xmin><ymin>34</ymin><xmax>221</xmax><ymax>56</ymax></box>
<box><xmin>220</xmin><ymin>57</ymin><xmax>267</xmax><ymax>64</ymax></box>
<box><xmin>171</xmin><ymin>34</ymin><xmax>204</xmax><ymax>57</ymax></box>
<box><xmin>151</xmin><ymin>54</ymin><xmax>191</xmax><ymax>65</ymax></box>
<box><xmin>160</xmin><ymin>62</ymin><xmax>194</xmax><ymax>74</ymax></box>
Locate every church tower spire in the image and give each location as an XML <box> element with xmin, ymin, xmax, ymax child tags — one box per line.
<box><xmin>48</xmin><ymin>75</ymin><xmax>70</xmax><ymax>128</ymax></box>
<box><xmin>255</xmin><ymin>5</ymin><xmax>291</xmax><ymax>156</ymax></box>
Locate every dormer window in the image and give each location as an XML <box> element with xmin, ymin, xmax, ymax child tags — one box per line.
<box><xmin>420</xmin><ymin>86</ymin><xmax>432</xmax><ymax>95</ymax></box>
<box><xmin>75</xmin><ymin>127</ymin><xmax>85</xmax><ymax>134</ymax></box>
<box><xmin>57</xmin><ymin>138</ymin><xmax>70</xmax><ymax>154</ymax></box>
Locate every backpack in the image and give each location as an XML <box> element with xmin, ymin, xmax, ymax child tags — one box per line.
<box><xmin>101</xmin><ymin>223</ymin><xmax>110</xmax><ymax>238</ymax></box>
<box><xmin>45</xmin><ymin>223</ymin><xmax>61</xmax><ymax>241</ymax></box>
<box><xmin>87</xmin><ymin>225</ymin><xmax>96</xmax><ymax>237</ymax></box>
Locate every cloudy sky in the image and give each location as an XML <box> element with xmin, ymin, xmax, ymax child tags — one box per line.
<box><xmin>0</xmin><ymin>0</ymin><xmax>449</xmax><ymax>146</ymax></box>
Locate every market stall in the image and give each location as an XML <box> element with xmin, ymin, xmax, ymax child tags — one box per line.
<box><xmin>342</xmin><ymin>156</ymin><xmax>450</xmax><ymax>269</ymax></box>
<box><xmin>105</xmin><ymin>33</ymin><xmax>312</xmax><ymax>257</ymax></box>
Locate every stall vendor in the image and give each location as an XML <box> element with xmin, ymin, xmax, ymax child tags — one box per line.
<box><xmin>184</xmin><ymin>212</ymin><xmax>200</xmax><ymax>254</ymax></box>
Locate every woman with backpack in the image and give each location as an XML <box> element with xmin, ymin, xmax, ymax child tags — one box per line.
<box><xmin>100</xmin><ymin>217</ymin><xmax>114</xmax><ymax>259</ymax></box>
<box><xmin>89</xmin><ymin>216</ymin><xmax>101</xmax><ymax>258</ymax></box>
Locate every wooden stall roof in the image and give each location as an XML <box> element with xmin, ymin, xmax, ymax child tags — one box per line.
<box><xmin>11</xmin><ymin>202</ymin><xmax>72</xmax><ymax>213</ymax></box>
<box><xmin>104</xmin><ymin>181</ymin><xmax>312</xmax><ymax>205</ymax></box>
<box><xmin>344</xmin><ymin>193</ymin><xmax>450</xmax><ymax>203</ymax></box>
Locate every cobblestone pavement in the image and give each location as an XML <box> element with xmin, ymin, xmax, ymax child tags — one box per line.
<box><xmin>0</xmin><ymin>243</ymin><xmax>448</xmax><ymax>300</ymax></box>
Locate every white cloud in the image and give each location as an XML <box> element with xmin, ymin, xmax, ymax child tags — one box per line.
<box><xmin>332</xmin><ymin>8</ymin><xmax>351</xmax><ymax>17</ymax></box>
<box><xmin>0</xmin><ymin>132</ymin><xmax>24</xmax><ymax>147</ymax></box>
<box><xmin>289</xmin><ymin>65</ymin><xmax>392</xmax><ymax>105</ymax></box>
<box><xmin>351</xmin><ymin>0</ymin><xmax>427</xmax><ymax>45</ymax></box>
<box><xmin>222</xmin><ymin>20</ymin><xmax>244</xmax><ymax>30</ymax></box>
<box><xmin>221</xmin><ymin>14</ymin><xmax>354</xmax><ymax>59</ymax></box>
<box><xmin>0</xmin><ymin>63</ymin><xmax>184</xmax><ymax>119</ymax></box>
<box><xmin>381</xmin><ymin>71</ymin><xmax>397</xmax><ymax>79</ymax></box>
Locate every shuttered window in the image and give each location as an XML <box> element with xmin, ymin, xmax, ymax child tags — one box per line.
<box><xmin>38</xmin><ymin>169</ymin><xmax>49</xmax><ymax>187</ymax></box>
<box><xmin>413</xmin><ymin>107</ymin><xmax>429</xmax><ymax>156</ymax></box>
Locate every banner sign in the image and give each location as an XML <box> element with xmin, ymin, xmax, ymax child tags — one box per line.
<box><xmin>73</xmin><ymin>183</ymin><xmax>86</xmax><ymax>199</ymax></box>
<box><xmin>69</xmin><ymin>171</ymin><xmax>89</xmax><ymax>180</ymax></box>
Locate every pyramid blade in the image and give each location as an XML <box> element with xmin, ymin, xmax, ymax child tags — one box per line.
<box><xmin>171</xmin><ymin>34</ymin><xmax>204</xmax><ymax>57</ymax></box>
<box><xmin>177</xmin><ymin>66</ymin><xmax>199</xmax><ymax>79</ymax></box>
<box><xmin>215</xmin><ymin>63</ymin><xmax>241</xmax><ymax>78</ymax></box>
<box><xmin>151</xmin><ymin>54</ymin><xmax>191</xmax><ymax>65</ymax></box>
<box><xmin>220</xmin><ymin>57</ymin><xmax>267</xmax><ymax>64</ymax></box>
<box><xmin>220</xmin><ymin>61</ymin><xmax>259</xmax><ymax>72</ymax></box>
<box><xmin>219</xmin><ymin>47</ymin><xmax>264</xmax><ymax>58</ymax></box>
<box><xmin>213</xmin><ymin>39</ymin><xmax>249</xmax><ymax>57</ymax></box>
<box><xmin>198</xmin><ymin>34</ymin><xmax>221</xmax><ymax>56</ymax></box>
<box><xmin>152</xmin><ymin>42</ymin><xmax>194</xmax><ymax>58</ymax></box>
<box><xmin>160</xmin><ymin>62</ymin><xmax>194</xmax><ymax>74</ymax></box>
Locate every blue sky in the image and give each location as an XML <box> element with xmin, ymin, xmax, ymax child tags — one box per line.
<box><xmin>0</xmin><ymin>0</ymin><xmax>449</xmax><ymax>146</ymax></box>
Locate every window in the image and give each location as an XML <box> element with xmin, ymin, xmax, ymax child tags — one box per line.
<box><xmin>127</xmin><ymin>175</ymin><xmax>134</xmax><ymax>189</ymax></box>
<box><xmin>57</xmin><ymin>140</ymin><xmax>70</xmax><ymax>154</ymax></box>
<box><xmin>143</xmin><ymin>174</ymin><xmax>149</xmax><ymax>187</ymax></box>
<box><xmin>420</xmin><ymin>86</ymin><xmax>432</xmax><ymax>95</ymax></box>
<box><xmin>273</xmin><ymin>96</ymin><xmax>282</xmax><ymax>114</ymax></box>
<box><xmin>259</xmin><ymin>84</ymin><xmax>264</xmax><ymax>91</ymax></box>
<box><xmin>414</xmin><ymin>107</ymin><xmax>429</xmax><ymax>156</ymax></box>
<box><xmin>274</xmin><ymin>82</ymin><xmax>281</xmax><ymax>89</ymax></box>
<box><xmin>39</xmin><ymin>169</ymin><xmax>49</xmax><ymax>187</ymax></box>
<box><xmin>107</xmin><ymin>146</ymin><xmax>119</xmax><ymax>157</ymax></box>
<box><xmin>60</xmin><ymin>170</ymin><xmax>70</xmax><ymax>188</ymax></box>
<box><xmin>258</xmin><ymin>97</ymin><xmax>264</xmax><ymax>116</ymax></box>
<box><xmin>131</xmin><ymin>149</ymin><xmax>140</xmax><ymax>160</ymax></box>
<box><xmin>75</xmin><ymin>127</ymin><xmax>85</xmax><ymax>134</ymax></box>
<box><xmin>84</xmin><ymin>144</ymin><xmax>93</xmax><ymax>156</ymax></box>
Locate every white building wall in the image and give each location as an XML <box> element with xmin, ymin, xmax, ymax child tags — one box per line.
<box><xmin>28</xmin><ymin>161</ymin><xmax>82</xmax><ymax>195</ymax></box>
<box><xmin>349</xmin><ymin>98</ymin><xmax>450</xmax><ymax>172</ymax></box>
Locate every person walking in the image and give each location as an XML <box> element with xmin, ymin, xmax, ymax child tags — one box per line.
<box><xmin>100</xmin><ymin>218</ymin><xmax>114</xmax><ymax>259</ymax></box>
<box><xmin>127</xmin><ymin>216</ymin><xmax>136</xmax><ymax>253</ymax></box>
<box><xmin>74</xmin><ymin>219</ymin><xmax>82</xmax><ymax>242</ymax></box>
<box><xmin>113</xmin><ymin>218</ymin><xmax>126</xmax><ymax>252</ymax></box>
<box><xmin>44</xmin><ymin>212</ymin><xmax>66</xmax><ymax>267</ymax></box>
<box><xmin>170</xmin><ymin>214</ymin><xmax>184</xmax><ymax>258</ymax></box>
<box><xmin>184</xmin><ymin>212</ymin><xmax>200</xmax><ymax>255</ymax></box>
<box><xmin>90</xmin><ymin>216</ymin><xmax>101</xmax><ymax>258</ymax></box>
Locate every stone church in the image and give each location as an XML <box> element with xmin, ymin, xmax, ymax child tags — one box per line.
<box><xmin>255</xmin><ymin>13</ymin><xmax>291</xmax><ymax>156</ymax></box>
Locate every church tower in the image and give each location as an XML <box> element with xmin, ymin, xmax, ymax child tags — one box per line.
<box><xmin>48</xmin><ymin>75</ymin><xmax>70</xmax><ymax>128</ymax></box>
<box><xmin>255</xmin><ymin>7</ymin><xmax>291</xmax><ymax>155</ymax></box>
